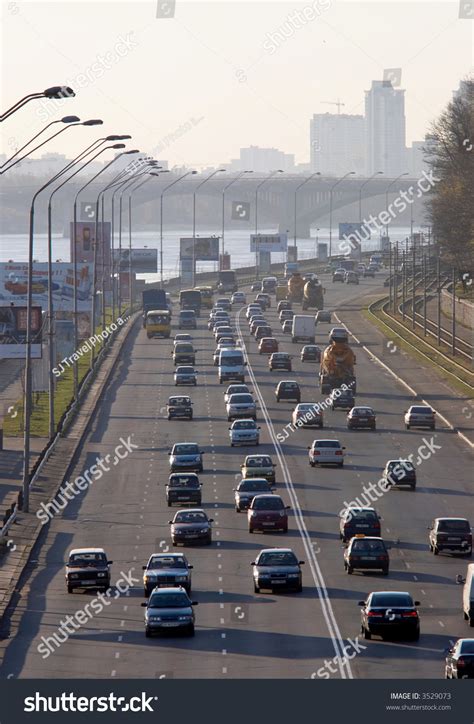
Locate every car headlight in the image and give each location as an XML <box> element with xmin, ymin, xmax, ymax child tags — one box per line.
<box><xmin>178</xmin><ymin>615</ymin><xmax>192</xmax><ymax>621</ymax></box>
<box><xmin>195</xmin><ymin>456</ymin><xmax>201</xmax><ymax>462</ymax></box>
<box><xmin>249</xmin><ymin>511</ymin><xmax>257</xmax><ymax>517</ymax></box>
<box><xmin>288</xmin><ymin>573</ymin><xmax>299</xmax><ymax>578</ymax></box>
<box><xmin>176</xmin><ymin>576</ymin><xmax>187</xmax><ymax>582</ymax></box>
<box><xmin>201</xmin><ymin>526</ymin><xmax>210</xmax><ymax>533</ymax></box>
<box><xmin>258</xmin><ymin>572</ymin><xmax>270</xmax><ymax>578</ymax></box>
<box><xmin>148</xmin><ymin>616</ymin><xmax>161</xmax><ymax>622</ymax></box>
<box><xmin>144</xmin><ymin>574</ymin><xmax>156</xmax><ymax>581</ymax></box>
<box><xmin>97</xmin><ymin>572</ymin><xmax>106</xmax><ymax>578</ymax></box>
<box><xmin>69</xmin><ymin>573</ymin><xmax>79</xmax><ymax>579</ymax></box>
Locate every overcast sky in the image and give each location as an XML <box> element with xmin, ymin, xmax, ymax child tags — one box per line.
<box><xmin>1</xmin><ymin>0</ymin><xmax>473</xmax><ymax>169</ymax></box>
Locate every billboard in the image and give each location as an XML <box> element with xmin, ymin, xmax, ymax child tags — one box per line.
<box><xmin>0</xmin><ymin>305</ymin><xmax>42</xmax><ymax>359</ymax></box>
<box><xmin>180</xmin><ymin>237</ymin><xmax>220</xmax><ymax>261</ymax></box>
<box><xmin>0</xmin><ymin>262</ymin><xmax>93</xmax><ymax>313</ymax></box>
<box><xmin>339</xmin><ymin>222</ymin><xmax>369</xmax><ymax>241</ymax></box>
<box><xmin>250</xmin><ymin>233</ymin><xmax>288</xmax><ymax>252</ymax></box>
<box><xmin>114</xmin><ymin>248</ymin><xmax>158</xmax><ymax>273</ymax></box>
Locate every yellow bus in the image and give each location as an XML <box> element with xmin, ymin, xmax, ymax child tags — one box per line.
<box><xmin>195</xmin><ymin>286</ymin><xmax>213</xmax><ymax>309</ymax></box>
<box><xmin>145</xmin><ymin>309</ymin><xmax>171</xmax><ymax>338</ymax></box>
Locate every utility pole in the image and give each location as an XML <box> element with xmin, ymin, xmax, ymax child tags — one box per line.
<box><xmin>394</xmin><ymin>241</ymin><xmax>399</xmax><ymax>313</ymax></box>
<box><xmin>452</xmin><ymin>267</ymin><xmax>456</xmax><ymax>356</ymax></box>
<box><xmin>423</xmin><ymin>251</ymin><xmax>427</xmax><ymax>335</ymax></box>
<box><xmin>389</xmin><ymin>243</ymin><xmax>393</xmax><ymax>311</ymax></box>
<box><xmin>402</xmin><ymin>250</ymin><xmax>406</xmax><ymax>321</ymax></box>
<box><xmin>412</xmin><ymin>236</ymin><xmax>416</xmax><ymax>330</ymax></box>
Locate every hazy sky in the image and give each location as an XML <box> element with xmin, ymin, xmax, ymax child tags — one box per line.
<box><xmin>1</xmin><ymin>1</ymin><xmax>473</xmax><ymax>169</ymax></box>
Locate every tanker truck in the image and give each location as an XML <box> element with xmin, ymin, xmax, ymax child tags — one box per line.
<box><xmin>287</xmin><ymin>273</ymin><xmax>305</xmax><ymax>303</ymax></box>
<box><xmin>302</xmin><ymin>278</ymin><xmax>324</xmax><ymax>311</ymax></box>
<box><xmin>319</xmin><ymin>327</ymin><xmax>357</xmax><ymax>395</ymax></box>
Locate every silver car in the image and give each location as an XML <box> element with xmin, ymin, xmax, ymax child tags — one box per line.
<box><xmin>308</xmin><ymin>439</ymin><xmax>345</xmax><ymax>467</ymax></box>
<box><xmin>404</xmin><ymin>405</ymin><xmax>436</xmax><ymax>430</ymax></box>
<box><xmin>224</xmin><ymin>384</ymin><xmax>250</xmax><ymax>403</ymax></box>
<box><xmin>174</xmin><ymin>366</ymin><xmax>198</xmax><ymax>386</ymax></box>
<box><xmin>226</xmin><ymin>393</ymin><xmax>257</xmax><ymax>421</ymax></box>
<box><xmin>229</xmin><ymin>419</ymin><xmax>261</xmax><ymax>446</ymax></box>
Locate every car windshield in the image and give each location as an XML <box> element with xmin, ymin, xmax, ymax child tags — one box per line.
<box><xmin>370</xmin><ymin>593</ymin><xmax>413</xmax><ymax>607</ymax></box>
<box><xmin>438</xmin><ymin>520</ymin><xmax>470</xmax><ymax>532</ymax></box>
<box><xmin>174</xmin><ymin>511</ymin><xmax>208</xmax><ymax>523</ymax></box>
<box><xmin>148</xmin><ymin>556</ymin><xmax>187</xmax><ymax>569</ymax></box>
<box><xmin>169</xmin><ymin>397</ymin><xmax>190</xmax><ymax>406</ymax></box>
<box><xmin>147</xmin><ymin>314</ymin><xmax>169</xmax><ymax>324</ymax></box>
<box><xmin>229</xmin><ymin>394</ymin><xmax>253</xmax><ymax>404</ymax></box>
<box><xmin>351</xmin><ymin>539</ymin><xmax>386</xmax><ymax>552</ymax></box>
<box><xmin>173</xmin><ymin>444</ymin><xmax>199</xmax><ymax>455</ymax></box>
<box><xmin>233</xmin><ymin>420</ymin><xmax>257</xmax><ymax>430</ymax></box>
<box><xmin>314</xmin><ymin>441</ymin><xmax>340</xmax><ymax>448</ymax></box>
<box><xmin>411</xmin><ymin>406</ymin><xmax>433</xmax><ymax>414</ymax></box>
<box><xmin>148</xmin><ymin>592</ymin><xmax>190</xmax><ymax>608</ymax></box>
<box><xmin>246</xmin><ymin>457</ymin><xmax>272</xmax><ymax>467</ymax></box>
<box><xmin>258</xmin><ymin>551</ymin><xmax>298</xmax><ymax>566</ymax></box>
<box><xmin>176</xmin><ymin>367</ymin><xmax>194</xmax><ymax>374</ymax></box>
<box><xmin>175</xmin><ymin>344</ymin><xmax>193</xmax><ymax>353</ymax></box>
<box><xmin>253</xmin><ymin>497</ymin><xmax>284</xmax><ymax>510</ymax></box>
<box><xmin>168</xmin><ymin>477</ymin><xmax>200</xmax><ymax>489</ymax></box>
<box><xmin>69</xmin><ymin>553</ymin><xmax>107</xmax><ymax>566</ymax></box>
<box><xmin>221</xmin><ymin>355</ymin><xmax>244</xmax><ymax>367</ymax></box>
<box><xmin>239</xmin><ymin>480</ymin><xmax>270</xmax><ymax>491</ymax></box>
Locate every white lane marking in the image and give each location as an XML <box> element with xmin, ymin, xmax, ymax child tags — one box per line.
<box><xmin>111</xmin><ymin>670</ymin><xmax>116</xmax><ymax>677</ymax></box>
<box><xmin>236</xmin><ymin>309</ymin><xmax>352</xmax><ymax>680</ymax></box>
<box><xmin>421</xmin><ymin>590</ymin><xmax>426</xmax><ymax>595</ymax></box>
<box><xmin>439</xmin><ymin>621</ymin><xmax>445</xmax><ymax>628</ymax></box>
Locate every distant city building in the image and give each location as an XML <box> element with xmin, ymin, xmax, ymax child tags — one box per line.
<box><xmin>365</xmin><ymin>80</ymin><xmax>406</xmax><ymax>176</ymax></box>
<box><xmin>233</xmin><ymin>146</ymin><xmax>295</xmax><ymax>172</ymax></box>
<box><xmin>405</xmin><ymin>140</ymin><xmax>430</xmax><ymax>178</ymax></box>
<box><xmin>310</xmin><ymin>113</ymin><xmax>365</xmax><ymax>175</ymax></box>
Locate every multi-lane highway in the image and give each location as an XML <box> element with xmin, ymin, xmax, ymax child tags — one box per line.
<box><xmin>1</xmin><ymin>273</ymin><xmax>473</xmax><ymax>680</ymax></box>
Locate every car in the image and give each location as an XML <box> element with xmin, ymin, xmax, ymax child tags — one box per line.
<box><xmin>255</xmin><ymin>325</ymin><xmax>272</xmax><ymax>341</ymax></box>
<box><xmin>224</xmin><ymin>384</ymin><xmax>251</xmax><ymax>403</ymax></box>
<box><xmin>253</xmin><ymin>296</ymin><xmax>267</xmax><ymax>311</ymax></box>
<box><xmin>292</xmin><ymin>403</ymin><xmax>323</xmax><ymax>428</ymax></box>
<box><xmin>216</xmin><ymin>297</ymin><xmax>231</xmax><ymax>311</ymax></box>
<box><xmin>300</xmin><ymin>345</ymin><xmax>321</xmax><ymax>362</ymax></box>
<box><xmin>226</xmin><ymin>393</ymin><xmax>257</xmax><ymax>421</ymax></box>
<box><xmin>178</xmin><ymin>310</ymin><xmax>197</xmax><ymax>329</ymax></box>
<box><xmin>358</xmin><ymin>591</ymin><xmax>420</xmax><ymax>641</ymax></box>
<box><xmin>315</xmin><ymin>310</ymin><xmax>331</xmax><ymax>323</ymax></box>
<box><xmin>167</xmin><ymin>395</ymin><xmax>193</xmax><ymax>420</ymax></box>
<box><xmin>174</xmin><ymin>366</ymin><xmax>197</xmax><ymax>386</ymax></box>
<box><xmin>252</xmin><ymin>548</ymin><xmax>304</xmax><ymax>593</ymax></box>
<box><xmin>229</xmin><ymin>419</ymin><xmax>261</xmax><ymax>446</ymax></box>
<box><xmin>231</xmin><ymin>292</ymin><xmax>246</xmax><ymax>305</ymax></box>
<box><xmin>142</xmin><ymin>586</ymin><xmax>197</xmax><ymax>637</ymax></box>
<box><xmin>269</xmin><ymin>353</ymin><xmax>292</xmax><ymax>372</ymax></box>
<box><xmin>347</xmin><ymin>406</ymin><xmax>376</xmax><ymax>430</ymax></box>
<box><xmin>344</xmin><ymin>535</ymin><xmax>390</xmax><ymax>575</ymax></box>
<box><xmin>211</xmin><ymin>319</ymin><xmax>230</xmax><ymax>333</ymax></box>
<box><xmin>331</xmin><ymin>388</ymin><xmax>355</xmax><ymax>410</ymax></box>
<box><xmin>382</xmin><ymin>459</ymin><xmax>417</xmax><ymax>489</ymax></box>
<box><xmin>308</xmin><ymin>439</ymin><xmax>345</xmax><ymax>467</ymax></box>
<box><xmin>234</xmin><ymin>478</ymin><xmax>275</xmax><ymax>512</ymax></box>
<box><xmin>65</xmin><ymin>548</ymin><xmax>112</xmax><ymax>594</ymax></box>
<box><xmin>248</xmin><ymin>494</ymin><xmax>290</xmax><ymax>533</ymax></box>
<box><xmin>169</xmin><ymin>508</ymin><xmax>213</xmax><ymax>546</ymax></box>
<box><xmin>356</xmin><ymin>264</ymin><xmax>366</xmax><ymax>274</ymax></box>
<box><xmin>215</xmin><ymin>326</ymin><xmax>234</xmax><ymax>342</ymax></box>
<box><xmin>445</xmin><ymin>639</ymin><xmax>474</xmax><ymax>679</ymax></box>
<box><xmin>404</xmin><ymin>405</ymin><xmax>436</xmax><ymax>430</ymax></box>
<box><xmin>251</xmin><ymin>281</ymin><xmax>262</xmax><ymax>292</ymax></box>
<box><xmin>142</xmin><ymin>553</ymin><xmax>193</xmax><ymax>596</ymax></box>
<box><xmin>174</xmin><ymin>333</ymin><xmax>192</xmax><ymax>343</ymax></box>
<box><xmin>241</xmin><ymin>455</ymin><xmax>276</xmax><ymax>483</ymax></box>
<box><xmin>173</xmin><ymin>343</ymin><xmax>195</xmax><ymax>366</ymax></box>
<box><xmin>339</xmin><ymin>507</ymin><xmax>381</xmax><ymax>543</ymax></box>
<box><xmin>213</xmin><ymin>339</ymin><xmax>236</xmax><ymax>364</ymax></box>
<box><xmin>262</xmin><ymin>276</ymin><xmax>278</xmax><ymax>294</ymax></box>
<box><xmin>332</xmin><ymin>269</ymin><xmax>345</xmax><ymax>282</ymax></box>
<box><xmin>363</xmin><ymin>267</ymin><xmax>375</xmax><ymax>278</ymax></box>
<box><xmin>279</xmin><ymin>309</ymin><xmax>294</xmax><ymax>323</ymax></box>
<box><xmin>277</xmin><ymin>300</ymin><xmax>292</xmax><ymax>314</ymax></box>
<box><xmin>258</xmin><ymin>337</ymin><xmax>279</xmax><ymax>354</ymax></box>
<box><xmin>166</xmin><ymin>473</ymin><xmax>202</xmax><ymax>507</ymax></box>
<box><xmin>282</xmin><ymin>319</ymin><xmax>293</xmax><ymax>335</ymax></box>
<box><xmin>345</xmin><ymin>270</ymin><xmax>359</xmax><ymax>284</ymax></box>
<box><xmin>256</xmin><ymin>292</ymin><xmax>271</xmax><ymax>308</ymax></box>
<box><xmin>428</xmin><ymin>518</ymin><xmax>472</xmax><ymax>556</ymax></box>
<box><xmin>246</xmin><ymin>304</ymin><xmax>262</xmax><ymax>320</ymax></box>
<box><xmin>250</xmin><ymin>318</ymin><xmax>267</xmax><ymax>334</ymax></box>
<box><xmin>275</xmin><ymin>380</ymin><xmax>301</xmax><ymax>403</ymax></box>
<box><xmin>168</xmin><ymin>443</ymin><xmax>204</xmax><ymax>473</ymax></box>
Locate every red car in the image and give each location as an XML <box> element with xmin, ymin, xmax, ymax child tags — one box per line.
<box><xmin>248</xmin><ymin>494</ymin><xmax>290</xmax><ymax>533</ymax></box>
<box><xmin>258</xmin><ymin>337</ymin><xmax>279</xmax><ymax>354</ymax></box>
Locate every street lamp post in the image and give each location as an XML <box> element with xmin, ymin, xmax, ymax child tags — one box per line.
<box><xmin>384</xmin><ymin>172</ymin><xmax>409</xmax><ymax>241</ymax></box>
<box><xmin>160</xmin><ymin>171</ymin><xmax>197</xmax><ymax>288</ymax></box>
<box><xmin>294</xmin><ymin>171</ymin><xmax>320</xmax><ymax>249</ymax></box>
<box><xmin>222</xmin><ymin>171</ymin><xmax>252</xmax><ymax>267</ymax></box>
<box><xmin>359</xmin><ymin>171</ymin><xmax>383</xmax><ymax>259</ymax></box>
<box><xmin>192</xmin><ymin>169</ymin><xmax>225</xmax><ymax>287</ymax></box>
<box><xmin>0</xmin><ymin>116</ymin><xmax>80</xmax><ymax>170</ymax></box>
<box><xmin>255</xmin><ymin>170</ymin><xmax>284</xmax><ymax>278</ymax></box>
<box><xmin>329</xmin><ymin>171</ymin><xmax>355</xmax><ymax>259</ymax></box>
<box><xmin>1</xmin><ymin>86</ymin><xmax>75</xmax><ymax>122</ymax></box>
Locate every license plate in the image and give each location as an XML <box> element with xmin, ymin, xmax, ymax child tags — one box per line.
<box><xmin>448</xmin><ymin>537</ymin><xmax>460</xmax><ymax>541</ymax></box>
<box><xmin>358</xmin><ymin>525</ymin><xmax>369</xmax><ymax>528</ymax></box>
<box><xmin>263</xmin><ymin>521</ymin><xmax>276</xmax><ymax>526</ymax></box>
<box><xmin>362</xmin><ymin>556</ymin><xmax>377</xmax><ymax>560</ymax></box>
<box><xmin>185</xmin><ymin>534</ymin><xmax>199</xmax><ymax>538</ymax></box>
<box><xmin>178</xmin><ymin>496</ymin><xmax>190</xmax><ymax>500</ymax></box>
<box><xmin>271</xmin><ymin>579</ymin><xmax>285</xmax><ymax>584</ymax></box>
<box><xmin>358</xmin><ymin>418</ymin><xmax>368</xmax><ymax>422</ymax></box>
<box><xmin>161</xmin><ymin>622</ymin><xmax>180</xmax><ymax>627</ymax></box>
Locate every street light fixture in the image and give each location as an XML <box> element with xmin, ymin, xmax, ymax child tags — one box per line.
<box><xmin>255</xmin><ymin>170</ymin><xmax>284</xmax><ymax>278</ymax></box>
<box><xmin>222</xmin><ymin>171</ymin><xmax>252</xmax><ymax>266</ymax></box>
<box><xmin>161</xmin><ymin>171</ymin><xmax>197</xmax><ymax>288</ymax></box>
<box><xmin>192</xmin><ymin>169</ymin><xmax>225</xmax><ymax>286</ymax></box>
<box><xmin>1</xmin><ymin>86</ymin><xmax>75</xmax><ymax>122</ymax></box>
<box><xmin>294</xmin><ymin>171</ymin><xmax>321</xmax><ymax>247</ymax></box>
<box><xmin>329</xmin><ymin>171</ymin><xmax>355</xmax><ymax>258</ymax></box>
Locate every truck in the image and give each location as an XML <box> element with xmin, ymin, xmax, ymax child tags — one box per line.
<box><xmin>142</xmin><ymin>289</ymin><xmax>167</xmax><ymax>327</ymax></box>
<box><xmin>217</xmin><ymin>270</ymin><xmax>238</xmax><ymax>293</ymax></box>
<box><xmin>180</xmin><ymin>289</ymin><xmax>202</xmax><ymax>316</ymax></box>
<box><xmin>319</xmin><ymin>328</ymin><xmax>356</xmax><ymax>395</ymax></box>
<box><xmin>287</xmin><ymin>273</ymin><xmax>305</xmax><ymax>303</ymax></box>
<box><xmin>302</xmin><ymin>278</ymin><xmax>324</xmax><ymax>311</ymax></box>
<box><xmin>291</xmin><ymin>315</ymin><xmax>315</xmax><ymax>344</ymax></box>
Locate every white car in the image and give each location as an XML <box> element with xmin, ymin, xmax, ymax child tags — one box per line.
<box><xmin>308</xmin><ymin>439</ymin><xmax>345</xmax><ymax>467</ymax></box>
<box><xmin>229</xmin><ymin>419</ymin><xmax>260</xmax><ymax>446</ymax></box>
<box><xmin>246</xmin><ymin>305</ymin><xmax>262</xmax><ymax>320</ymax></box>
<box><xmin>174</xmin><ymin>333</ymin><xmax>192</xmax><ymax>344</ymax></box>
<box><xmin>224</xmin><ymin>384</ymin><xmax>250</xmax><ymax>403</ymax></box>
<box><xmin>232</xmin><ymin>292</ymin><xmax>246</xmax><ymax>305</ymax></box>
<box><xmin>404</xmin><ymin>405</ymin><xmax>436</xmax><ymax>430</ymax></box>
<box><xmin>226</xmin><ymin>393</ymin><xmax>257</xmax><ymax>421</ymax></box>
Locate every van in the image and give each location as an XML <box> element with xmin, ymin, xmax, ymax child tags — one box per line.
<box><xmin>262</xmin><ymin>276</ymin><xmax>277</xmax><ymax>294</ymax></box>
<box><xmin>218</xmin><ymin>348</ymin><xmax>246</xmax><ymax>384</ymax></box>
<box><xmin>462</xmin><ymin>564</ymin><xmax>474</xmax><ymax>627</ymax></box>
<box><xmin>145</xmin><ymin>309</ymin><xmax>171</xmax><ymax>339</ymax></box>
<box><xmin>173</xmin><ymin>343</ymin><xmax>195</xmax><ymax>366</ymax></box>
<box><xmin>291</xmin><ymin>315</ymin><xmax>315</xmax><ymax>344</ymax></box>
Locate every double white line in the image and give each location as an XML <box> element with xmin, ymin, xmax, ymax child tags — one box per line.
<box><xmin>236</xmin><ymin>308</ymin><xmax>353</xmax><ymax>679</ymax></box>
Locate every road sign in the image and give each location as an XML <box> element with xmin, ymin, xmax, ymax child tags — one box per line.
<box><xmin>250</xmin><ymin>233</ymin><xmax>287</xmax><ymax>252</ymax></box>
<box><xmin>80</xmin><ymin>202</ymin><xmax>96</xmax><ymax>221</ymax></box>
<box><xmin>231</xmin><ymin>201</ymin><xmax>250</xmax><ymax>221</ymax></box>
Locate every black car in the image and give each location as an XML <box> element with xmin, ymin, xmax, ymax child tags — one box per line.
<box><xmin>344</xmin><ymin>536</ymin><xmax>390</xmax><ymax>575</ymax></box>
<box><xmin>339</xmin><ymin>507</ymin><xmax>381</xmax><ymax>543</ymax></box>
<box><xmin>170</xmin><ymin>509</ymin><xmax>213</xmax><ymax>546</ymax></box>
<box><xmin>166</xmin><ymin>473</ymin><xmax>202</xmax><ymax>507</ymax></box>
<box><xmin>301</xmin><ymin>345</ymin><xmax>321</xmax><ymax>362</ymax></box>
<box><xmin>234</xmin><ymin>477</ymin><xmax>275</xmax><ymax>512</ymax></box>
<box><xmin>382</xmin><ymin>459</ymin><xmax>417</xmax><ymax>490</ymax></box>
<box><xmin>167</xmin><ymin>396</ymin><xmax>193</xmax><ymax>420</ymax></box>
<box><xmin>331</xmin><ymin>389</ymin><xmax>355</xmax><ymax>410</ymax></box>
<box><xmin>142</xmin><ymin>587</ymin><xmax>197</xmax><ymax>637</ymax></box>
<box><xmin>65</xmin><ymin>548</ymin><xmax>112</xmax><ymax>594</ymax></box>
<box><xmin>347</xmin><ymin>406</ymin><xmax>376</xmax><ymax>430</ymax></box>
<box><xmin>358</xmin><ymin>591</ymin><xmax>420</xmax><ymax>641</ymax></box>
<box><xmin>429</xmin><ymin>518</ymin><xmax>472</xmax><ymax>556</ymax></box>
<box><xmin>332</xmin><ymin>269</ymin><xmax>345</xmax><ymax>282</ymax></box>
<box><xmin>252</xmin><ymin>548</ymin><xmax>304</xmax><ymax>593</ymax></box>
<box><xmin>142</xmin><ymin>553</ymin><xmax>193</xmax><ymax>596</ymax></box>
<box><xmin>269</xmin><ymin>353</ymin><xmax>292</xmax><ymax>372</ymax></box>
<box><xmin>445</xmin><ymin>639</ymin><xmax>474</xmax><ymax>679</ymax></box>
<box><xmin>275</xmin><ymin>380</ymin><xmax>301</xmax><ymax>403</ymax></box>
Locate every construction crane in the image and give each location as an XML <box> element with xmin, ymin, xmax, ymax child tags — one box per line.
<box><xmin>322</xmin><ymin>99</ymin><xmax>345</xmax><ymax>114</ymax></box>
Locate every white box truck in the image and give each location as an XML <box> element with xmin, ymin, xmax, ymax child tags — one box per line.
<box><xmin>291</xmin><ymin>315</ymin><xmax>315</xmax><ymax>344</ymax></box>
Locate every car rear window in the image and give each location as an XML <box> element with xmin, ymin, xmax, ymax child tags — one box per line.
<box><xmin>169</xmin><ymin>478</ymin><xmax>200</xmax><ymax>489</ymax></box>
<box><xmin>239</xmin><ymin>480</ymin><xmax>270</xmax><ymax>492</ymax></box>
<box><xmin>314</xmin><ymin>440</ymin><xmax>340</xmax><ymax>448</ymax></box>
<box><xmin>411</xmin><ymin>406</ymin><xmax>433</xmax><ymax>414</ymax></box>
<box><xmin>438</xmin><ymin>520</ymin><xmax>470</xmax><ymax>532</ymax></box>
<box><xmin>371</xmin><ymin>593</ymin><xmax>413</xmax><ymax>607</ymax></box>
<box><xmin>350</xmin><ymin>510</ymin><xmax>378</xmax><ymax>522</ymax></box>
<box><xmin>351</xmin><ymin>539</ymin><xmax>386</xmax><ymax>552</ymax></box>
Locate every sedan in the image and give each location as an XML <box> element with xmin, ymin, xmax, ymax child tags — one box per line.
<box><xmin>251</xmin><ymin>282</ymin><xmax>262</xmax><ymax>292</ymax></box>
<box><xmin>347</xmin><ymin>406</ymin><xmax>376</xmax><ymax>430</ymax></box>
<box><xmin>248</xmin><ymin>494</ymin><xmax>290</xmax><ymax>533</ymax></box>
<box><xmin>174</xmin><ymin>366</ymin><xmax>198</xmax><ymax>386</ymax></box>
<box><xmin>257</xmin><ymin>293</ymin><xmax>271</xmax><ymax>308</ymax></box>
<box><xmin>279</xmin><ymin>309</ymin><xmax>294</xmax><ymax>323</ymax></box>
<box><xmin>215</xmin><ymin>326</ymin><xmax>234</xmax><ymax>342</ymax></box>
<box><xmin>229</xmin><ymin>419</ymin><xmax>261</xmax><ymax>446</ymax></box>
<box><xmin>331</xmin><ymin>388</ymin><xmax>355</xmax><ymax>410</ymax></box>
<box><xmin>234</xmin><ymin>478</ymin><xmax>275</xmax><ymax>512</ymax></box>
<box><xmin>363</xmin><ymin>267</ymin><xmax>375</xmax><ymax>278</ymax></box>
<box><xmin>216</xmin><ymin>298</ymin><xmax>231</xmax><ymax>311</ymax></box>
<box><xmin>445</xmin><ymin>639</ymin><xmax>474</xmax><ymax>679</ymax></box>
<box><xmin>275</xmin><ymin>380</ymin><xmax>301</xmax><ymax>403</ymax></box>
<box><xmin>404</xmin><ymin>405</ymin><xmax>436</xmax><ymax>430</ymax></box>
<box><xmin>168</xmin><ymin>443</ymin><xmax>204</xmax><ymax>473</ymax></box>
<box><xmin>332</xmin><ymin>269</ymin><xmax>345</xmax><ymax>282</ymax></box>
<box><xmin>241</xmin><ymin>455</ymin><xmax>276</xmax><ymax>483</ymax></box>
<box><xmin>277</xmin><ymin>301</ymin><xmax>292</xmax><ymax>313</ymax></box>
<box><xmin>301</xmin><ymin>345</ymin><xmax>321</xmax><ymax>362</ymax></box>
<box><xmin>292</xmin><ymin>403</ymin><xmax>323</xmax><ymax>428</ymax></box>
<box><xmin>226</xmin><ymin>393</ymin><xmax>257</xmax><ymax>421</ymax></box>
<box><xmin>252</xmin><ymin>548</ymin><xmax>304</xmax><ymax>593</ymax></box>
<box><xmin>174</xmin><ymin>333</ymin><xmax>192</xmax><ymax>343</ymax></box>
<box><xmin>258</xmin><ymin>337</ymin><xmax>278</xmax><ymax>354</ymax></box>
<box><xmin>308</xmin><ymin>439</ymin><xmax>345</xmax><ymax>467</ymax></box>
<box><xmin>142</xmin><ymin>553</ymin><xmax>193</xmax><ymax>596</ymax></box>
<box><xmin>382</xmin><ymin>459</ymin><xmax>417</xmax><ymax>489</ymax></box>
<box><xmin>340</xmin><ymin>507</ymin><xmax>381</xmax><ymax>543</ymax></box>
<box><xmin>358</xmin><ymin>591</ymin><xmax>420</xmax><ymax>641</ymax></box>
<box><xmin>282</xmin><ymin>319</ymin><xmax>293</xmax><ymax>335</ymax></box>
<box><xmin>224</xmin><ymin>383</ymin><xmax>250</xmax><ymax>403</ymax></box>
<box><xmin>246</xmin><ymin>304</ymin><xmax>262</xmax><ymax>320</ymax></box>
<box><xmin>345</xmin><ymin>271</ymin><xmax>359</xmax><ymax>284</ymax></box>
<box><xmin>255</xmin><ymin>325</ymin><xmax>272</xmax><ymax>341</ymax></box>
<box><xmin>232</xmin><ymin>292</ymin><xmax>246</xmax><ymax>305</ymax></box>
<box><xmin>344</xmin><ymin>536</ymin><xmax>390</xmax><ymax>575</ymax></box>
<box><xmin>429</xmin><ymin>518</ymin><xmax>472</xmax><ymax>556</ymax></box>
<box><xmin>315</xmin><ymin>310</ymin><xmax>331</xmax><ymax>323</ymax></box>
<box><xmin>269</xmin><ymin>353</ymin><xmax>292</xmax><ymax>372</ymax></box>
<box><xmin>169</xmin><ymin>509</ymin><xmax>213</xmax><ymax>546</ymax></box>
<box><xmin>166</xmin><ymin>473</ymin><xmax>202</xmax><ymax>507</ymax></box>
<box><xmin>142</xmin><ymin>586</ymin><xmax>197</xmax><ymax>637</ymax></box>
<box><xmin>249</xmin><ymin>318</ymin><xmax>267</xmax><ymax>335</ymax></box>
<box><xmin>167</xmin><ymin>395</ymin><xmax>193</xmax><ymax>420</ymax></box>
